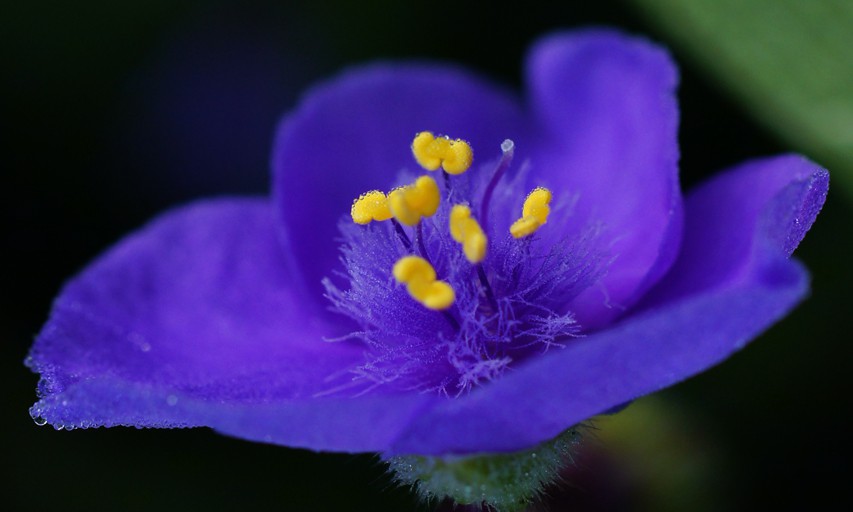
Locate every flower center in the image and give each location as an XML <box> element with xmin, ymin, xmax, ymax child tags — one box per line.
<box><xmin>323</xmin><ymin>132</ymin><xmax>602</xmax><ymax>395</ymax></box>
<box><xmin>352</xmin><ymin>132</ymin><xmax>552</xmax><ymax>311</ymax></box>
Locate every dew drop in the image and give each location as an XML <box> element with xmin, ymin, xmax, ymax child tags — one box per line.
<box><xmin>32</xmin><ymin>415</ymin><xmax>47</xmax><ymax>426</ymax></box>
<box><xmin>166</xmin><ymin>395</ymin><xmax>178</xmax><ymax>406</ymax></box>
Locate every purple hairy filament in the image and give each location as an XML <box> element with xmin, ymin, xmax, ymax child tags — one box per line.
<box><xmin>323</xmin><ymin>132</ymin><xmax>606</xmax><ymax>396</ymax></box>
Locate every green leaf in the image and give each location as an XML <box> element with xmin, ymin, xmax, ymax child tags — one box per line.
<box><xmin>632</xmin><ymin>0</ymin><xmax>853</xmax><ymax>200</ymax></box>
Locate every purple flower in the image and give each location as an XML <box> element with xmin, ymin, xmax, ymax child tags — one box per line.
<box><xmin>28</xmin><ymin>30</ymin><xmax>827</xmax><ymax>459</ymax></box>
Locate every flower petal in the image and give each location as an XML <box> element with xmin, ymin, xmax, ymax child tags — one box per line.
<box><xmin>28</xmin><ymin>199</ymin><xmax>364</xmax><ymax>429</ymax></box>
<box><xmin>525</xmin><ymin>30</ymin><xmax>682</xmax><ymax>329</ymax></box>
<box><xmin>387</xmin><ymin>157</ymin><xmax>826</xmax><ymax>455</ymax></box>
<box><xmin>271</xmin><ymin>64</ymin><xmax>526</xmax><ymax>307</ymax></box>
<box><xmin>392</xmin><ymin>260</ymin><xmax>806</xmax><ymax>455</ymax></box>
<box><xmin>640</xmin><ymin>155</ymin><xmax>829</xmax><ymax>306</ymax></box>
<box><xmin>30</xmin><ymin>157</ymin><xmax>825</xmax><ymax>454</ymax></box>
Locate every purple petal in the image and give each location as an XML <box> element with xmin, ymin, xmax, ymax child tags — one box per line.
<box><xmin>391</xmin><ymin>260</ymin><xmax>806</xmax><ymax>455</ymax></box>
<box><xmin>29</xmin><ymin>199</ymin><xmax>364</xmax><ymax>429</ymax></box>
<box><xmin>29</xmin><ymin>158</ymin><xmax>826</xmax><ymax>455</ymax></box>
<box><xmin>641</xmin><ymin>155</ymin><xmax>828</xmax><ymax>307</ymax></box>
<box><xmin>387</xmin><ymin>157</ymin><xmax>826</xmax><ymax>455</ymax></box>
<box><xmin>271</xmin><ymin>64</ymin><xmax>527</xmax><ymax>309</ymax></box>
<box><xmin>525</xmin><ymin>30</ymin><xmax>682</xmax><ymax>329</ymax></box>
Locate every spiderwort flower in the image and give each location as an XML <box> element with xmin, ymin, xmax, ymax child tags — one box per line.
<box><xmin>28</xmin><ymin>30</ymin><xmax>827</xmax><ymax>508</ymax></box>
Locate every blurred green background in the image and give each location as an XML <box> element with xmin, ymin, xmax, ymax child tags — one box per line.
<box><xmin>3</xmin><ymin>1</ymin><xmax>850</xmax><ymax>510</ymax></box>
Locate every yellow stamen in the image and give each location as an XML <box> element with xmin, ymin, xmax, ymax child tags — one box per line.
<box><xmin>351</xmin><ymin>190</ymin><xmax>393</xmax><ymax>224</ymax></box>
<box><xmin>388</xmin><ymin>175</ymin><xmax>441</xmax><ymax>226</ymax></box>
<box><xmin>412</xmin><ymin>131</ymin><xmax>473</xmax><ymax>175</ymax></box>
<box><xmin>510</xmin><ymin>187</ymin><xmax>552</xmax><ymax>238</ymax></box>
<box><xmin>393</xmin><ymin>256</ymin><xmax>455</xmax><ymax>310</ymax></box>
<box><xmin>449</xmin><ymin>205</ymin><xmax>487</xmax><ymax>263</ymax></box>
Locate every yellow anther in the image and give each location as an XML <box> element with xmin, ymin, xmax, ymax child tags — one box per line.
<box><xmin>412</xmin><ymin>132</ymin><xmax>443</xmax><ymax>170</ymax></box>
<box><xmin>351</xmin><ymin>190</ymin><xmax>393</xmax><ymax>224</ymax></box>
<box><xmin>443</xmin><ymin>140</ymin><xmax>474</xmax><ymax>175</ymax></box>
<box><xmin>522</xmin><ymin>187</ymin><xmax>552</xmax><ymax>224</ymax></box>
<box><xmin>393</xmin><ymin>256</ymin><xmax>455</xmax><ymax>310</ymax></box>
<box><xmin>388</xmin><ymin>175</ymin><xmax>441</xmax><ymax>226</ymax></box>
<box><xmin>510</xmin><ymin>187</ymin><xmax>553</xmax><ymax>239</ymax></box>
<box><xmin>449</xmin><ymin>205</ymin><xmax>487</xmax><ymax>263</ymax></box>
<box><xmin>411</xmin><ymin>131</ymin><xmax>473</xmax><ymax>175</ymax></box>
<box><xmin>509</xmin><ymin>216</ymin><xmax>540</xmax><ymax>238</ymax></box>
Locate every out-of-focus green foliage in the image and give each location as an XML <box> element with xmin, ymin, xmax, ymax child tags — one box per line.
<box><xmin>632</xmin><ymin>0</ymin><xmax>853</xmax><ymax>201</ymax></box>
<box><xmin>596</xmin><ymin>397</ymin><xmax>726</xmax><ymax>512</ymax></box>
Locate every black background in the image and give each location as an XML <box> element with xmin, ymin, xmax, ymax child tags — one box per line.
<box><xmin>3</xmin><ymin>1</ymin><xmax>850</xmax><ymax>510</ymax></box>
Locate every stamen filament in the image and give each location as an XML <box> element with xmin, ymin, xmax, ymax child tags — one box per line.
<box><xmin>442</xmin><ymin>310</ymin><xmax>461</xmax><ymax>331</ymax></box>
<box><xmin>416</xmin><ymin>222</ymin><xmax>433</xmax><ymax>267</ymax></box>
<box><xmin>510</xmin><ymin>237</ymin><xmax>531</xmax><ymax>290</ymax></box>
<box><xmin>477</xmin><ymin>264</ymin><xmax>499</xmax><ymax>314</ymax></box>
<box><xmin>391</xmin><ymin>219</ymin><xmax>413</xmax><ymax>251</ymax></box>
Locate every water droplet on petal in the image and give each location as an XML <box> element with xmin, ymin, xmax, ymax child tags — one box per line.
<box><xmin>166</xmin><ymin>395</ymin><xmax>178</xmax><ymax>406</ymax></box>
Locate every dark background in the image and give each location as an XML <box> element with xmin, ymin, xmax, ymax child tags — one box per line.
<box><xmin>3</xmin><ymin>1</ymin><xmax>850</xmax><ymax>510</ymax></box>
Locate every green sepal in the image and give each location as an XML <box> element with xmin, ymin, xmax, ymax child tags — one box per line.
<box><xmin>385</xmin><ymin>428</ymin><xmax>581</xmax><ymax>512</ymax></box>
